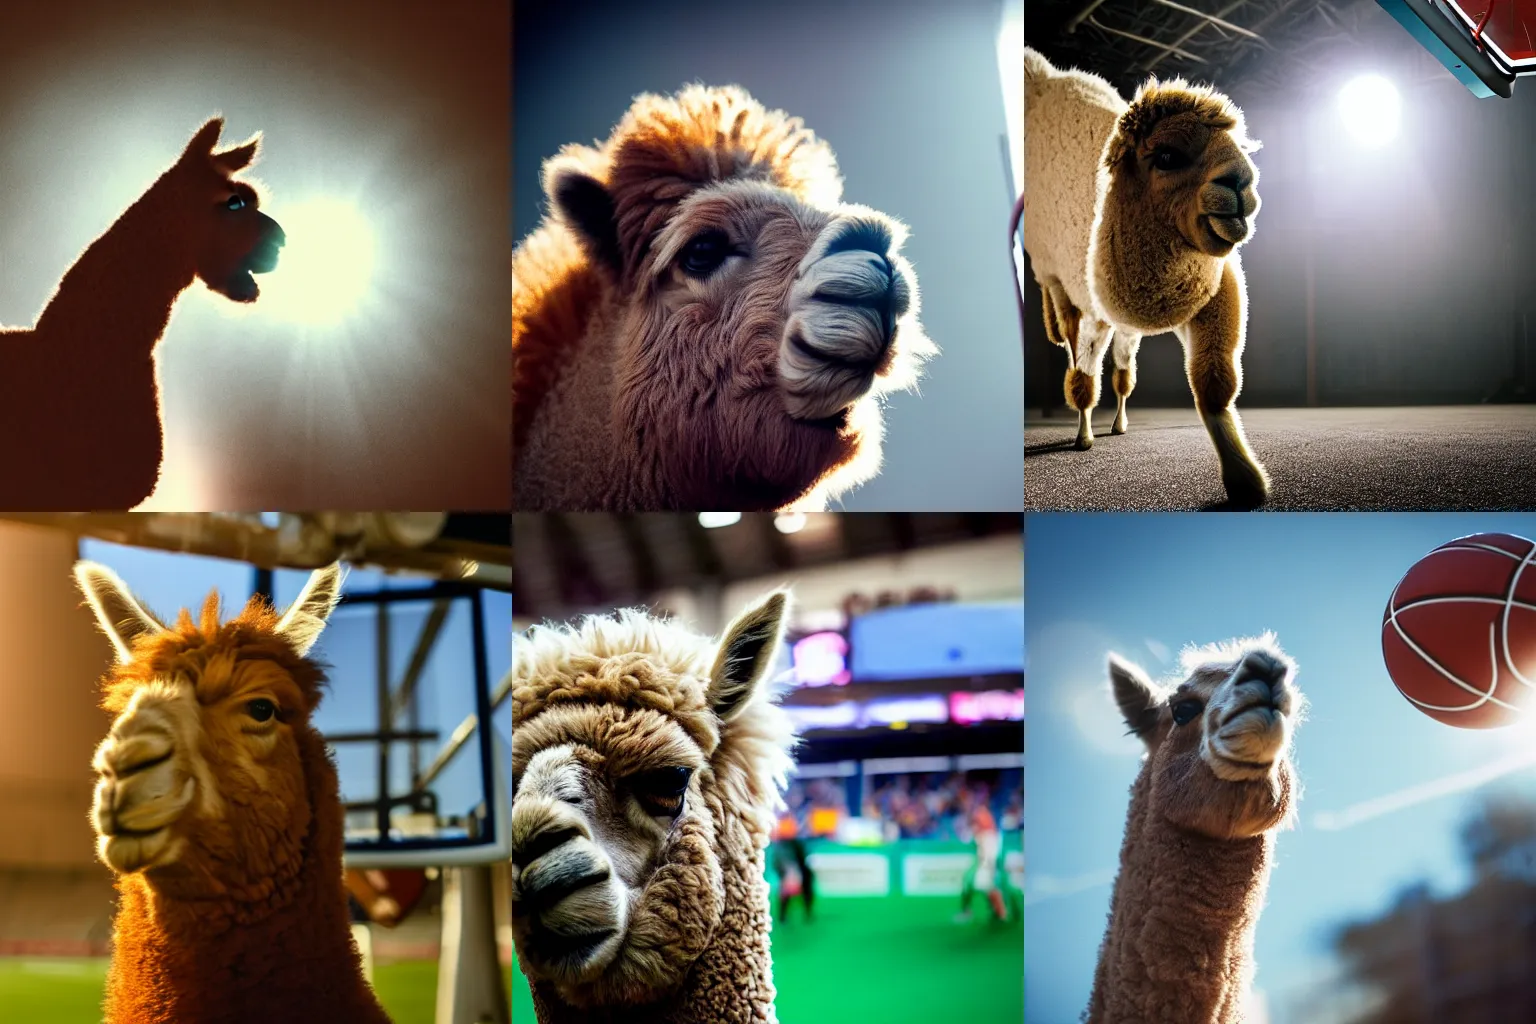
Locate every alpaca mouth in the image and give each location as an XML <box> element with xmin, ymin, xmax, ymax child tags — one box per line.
<box><xmin>532</xmin><ymin>926</ymin><xmax>616</xmax><ymax>964</ymax></box>
<box><xmin>802</xmin><ymin>407</ymin><xmax>851</xmax><ymax>432</ymax></box>
<box><xmin>1205</xmin><ymin>214</ymin><xmax>1249</xmax><ymax>247</ymax></box>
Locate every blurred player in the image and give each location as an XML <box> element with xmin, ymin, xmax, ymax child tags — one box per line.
<box><xmin>771</xmin><ymin>810</ymin><xmax>815</xmax><ymax>923</ymax></box>
<box><xmin>955</xmin><ymin>786</ymin><xmax>1007</xmax><ymax>923</ymax></box>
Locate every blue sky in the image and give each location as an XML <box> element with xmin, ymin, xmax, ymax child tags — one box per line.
<box><xmin>80</xmin><ymin>539</ymin><xmax>512</xmax><ymax>849</ymax></box>
<box><xmin>1025</xmin><ymin>513</ymin><xmax>1536</xmax><ymax>1024</ymax></box>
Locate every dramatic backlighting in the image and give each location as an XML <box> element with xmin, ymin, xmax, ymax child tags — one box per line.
<box><xmin>260</xmin><ymin>197</ymin><xmax>376</xmax><ymax>325</ymax></box>
<box><xmin>1338</xmin><ymin>74</ymin><xmax>1401</xmax><ymax>149</ymax></box>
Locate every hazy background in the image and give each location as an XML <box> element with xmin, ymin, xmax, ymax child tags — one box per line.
<box><xmin>0</xmin><ymin>0</ymin><xmax>510</xmax><ymax>508</ymax></box>
<box><xmin>1024</xmin><ymin>3</ymin><xmax>1536</xmax><ymax>410</ymax></box>
<box><xmin>515</xmin><ymin>0</ymin><xmax>1024</xmax><ymax>511</ymax></box>
<box><xmin>1026</xmin><ymin>513</ymin><xmax>1536</xmax><ymax>1022</ymax></box>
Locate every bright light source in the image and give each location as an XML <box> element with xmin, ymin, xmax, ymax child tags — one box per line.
<box><xmin>698</xmin><ymin>512</ymin><xmax>741</xmax><ymax>529</ymax></box>
<box><xmin>261</xmin><ymin>198</ymin><xmax>376</xmax><ymax>325</ymax></box>
<box><xmin>774</xmin><ymin>512</ymin><xmax>807</xmax><ymax>534</ymax></box>
<box><xmin>1338</xmin><ymin>74</ymin><xmax>1400</xmax><ymax>149</ymax></box>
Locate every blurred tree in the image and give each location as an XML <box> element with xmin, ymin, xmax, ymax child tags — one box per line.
<box><xmin>1328</xmin><ymin>793</ymin><xmax>1536</xmax><ymax>1024</ymax></box>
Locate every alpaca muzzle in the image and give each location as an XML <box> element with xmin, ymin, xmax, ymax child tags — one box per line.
<box><xmin>1208</xmin><ymin>650</ymin><xmax>1295</xmax><ymax>771</ymax></box>
<box><xmin>780</xmin><ymin>245</ymin><xmax>911</xmax><ymax>421</ymax></box>
<box><xmin>512</xmin><ymin>797</ymin><xmax>626</xmax><ymax>981</ymax></box>
<box><xmin>92</xmin><ymin>724</ymin><xmax>195</xmax><ymax>873</ymax></box>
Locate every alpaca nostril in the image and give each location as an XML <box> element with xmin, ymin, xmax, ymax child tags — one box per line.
<box><xmin>515</xmin><ymin>825</ymin><xmax>580</xmax><ymax>869</ymax></box>
<box><xmin>1213</xmin><ymin>169</ymin><xmax>1253</xmax><ymax>195</ymax></box>
<box><xmin>114</xmin><ymin>748</ymin><xmax>173</xmax><ymax>778</ymax></box>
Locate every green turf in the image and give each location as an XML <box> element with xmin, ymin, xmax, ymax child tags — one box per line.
<box><xmin>0</xmin><ymin>957</ymin><xmax>449</xmax><ymax>1023</ymax></box>
<box><xmin>511</xmin><ymin>896</ymin><xmax>1023</xmax><ymax>1023</ymax></box>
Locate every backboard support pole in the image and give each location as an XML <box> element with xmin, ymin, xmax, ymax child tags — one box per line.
<box><xmin>436</xmin><ymin>864</ymin><xmax>510</xmax><ymax>1024</ymax></box>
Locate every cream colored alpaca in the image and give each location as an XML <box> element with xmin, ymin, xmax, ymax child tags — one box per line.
<box><xmin>1088</xmin><ymin>638</ymin><xmax>1302</xmax><ymax>1023</ymax></box>
<box><xmin>1025</xmin><ymin>49</ymin><xmax>1267</xmax><ymax>506</ymax></box>
<box><xmin>511</xmin><ymin>592</ymin><xmax>796</xmax><ymax>1023</ymax></box>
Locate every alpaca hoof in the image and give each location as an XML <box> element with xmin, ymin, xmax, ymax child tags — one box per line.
<box><xmin>1222</xmin><ymin>464</ymin><xmax>1270</xmax><ymax>509</ymax></box>
<box><xmin>1075</xmin><ymin>432</ymin><xmax>1094</xmax><ymax>451</ymax></box>
<box><xmin>1111</xmin><ymin>416</ymin><xmax>1127</xmax><ymax>435</ymax></box>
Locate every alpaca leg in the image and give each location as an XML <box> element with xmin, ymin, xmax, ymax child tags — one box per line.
<box><xmin>1110</xmin><ymin>331</ymin><xmax>1141</xmax><ymax>435</ymax></box>
<box><xmin>1180</xmin><ymin>261</ymin><xmax>1269</xmax><ymax>506</ymax></box>
<box><xmin>1066</xmin><ymin>319</ymin><xmax>1113</xmax><ymax>450</ymax></box>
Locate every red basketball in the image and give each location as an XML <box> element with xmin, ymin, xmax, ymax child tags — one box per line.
<box><xmin>1382</xmin><ymin>533</ymin><xmax>1536</xmax><ymax>728</ymax></box>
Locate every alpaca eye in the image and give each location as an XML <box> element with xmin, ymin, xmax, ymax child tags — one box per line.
<box><xmin>1171</xmin><ymin>699</ymin><xmax>1203</xmax><ymax>726</ymax></box>
<box><xmin>1151</xmin><ymin>147</ymin><xmax>1191</xmax><ymax>172</ymax></box>
<box><xmin>638</xmin><ymin>766</ymin><xmax>692</xmax><ymax>798</ymax></box>
<box><xmin>679</xmin><ymin>231</ymin><xmax>730</xmax><ymax>278</ymax></box>
<box><xmin>246</xmin><ymin>698</ymin><xmax>277</xmax><ymax>722</ymax></box>
<box><xmin>225</xmin><ymin>194</ymin><xmax>246</xmax><ymax>211</ymax></box>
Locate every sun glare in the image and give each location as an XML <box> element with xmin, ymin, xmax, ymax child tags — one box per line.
<box><xmin>262</xmin><ymin>198</ymin><xmax>376</xmax><ymax>325</ymax></box>
<box><xmin>1337</xmin><ymin>74</ymin><xmax>1401</xmax><ymax>149</ymax></box>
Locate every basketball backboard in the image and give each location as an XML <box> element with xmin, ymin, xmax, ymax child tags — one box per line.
<box><xmin>305</xmin><ymin>576</ymin><xmax>512</xmax><ymax>868</ymax></box>
<box><xmin>1379</xmin><ymin>0</ymin><xmax>1536</xmax><ymax>98</ymax></box>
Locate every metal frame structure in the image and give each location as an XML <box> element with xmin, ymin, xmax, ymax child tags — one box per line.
<box><xmin>332</xmin><ymin>581</ymin><xmax>511</xmax><ymax>868</ymax></box>
<box><xmin>1028</xmin><ymin>0</ymin><xmax>1445</xmax><ymax>97</ymax></box>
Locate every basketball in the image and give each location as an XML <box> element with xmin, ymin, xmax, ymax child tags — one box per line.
<box><xmin>1382</xmin><ymin>533</ymin><xmax>1536</xmax><ymax>728</ymax></box>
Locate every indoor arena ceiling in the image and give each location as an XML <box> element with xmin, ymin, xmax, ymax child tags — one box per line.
<box><xmin>511</xmin><ymin>513</ymin><xmax>1021</xmax><ymax>620</ymax></box>
<box><xmin>1026</xmin><ymin>0</ymin><xmax>1447</xmax><ymax>97</ymax></box>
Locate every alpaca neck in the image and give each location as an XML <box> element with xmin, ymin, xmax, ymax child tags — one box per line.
<box><xmin>1090</xmin><ymin>178</ymin><xmax>1224</xmax><ymax>333</ymax></box>
<box><xmin>35</xmin><ymin>171</ymin><xmax>196</xmax><ymax>357</ymax></box>
<box><xmin>515</xmin><ymin>268</ymin><xmax>645</xmax><ymax>510</ymax></box>
<box><xmin>1088</xmin><ymin>772</ymin><xmax>1272</xmax><ymax>1024</ymax></box>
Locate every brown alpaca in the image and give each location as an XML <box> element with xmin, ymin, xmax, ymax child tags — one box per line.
<box><xmin>1088</xmin><ymin>638</ymin><xmax>1303</xmax><ymax>1024</ymax></box>
<box><xmin>0</xmin><ymin>118</ymin><xmax>285</xmax><ymax>510</ymax></box>
<box><xmin>512</xmin><ymin>84</ymin><xmax>934</xmax><ymax>511</ymax></box>
<box><xmin>511</xmin><ymin>592</ymin><xmax>796</xmax><ymax>1023</ymax></box>
<box><xmin>1025</xmin><ymin>50</ymin><xmax>1267</xmax><ymax>506</ymax></box>
<box><xmin>74</xmin><ymin>561</ymin><xmax>390</xmax><ymax>1024</ymax></box>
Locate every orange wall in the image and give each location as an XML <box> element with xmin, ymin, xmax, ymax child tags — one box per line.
<box><xmin>0</xmin><ymin>522</ymin><xmax>114</xmax><ymax>868</ymax></box>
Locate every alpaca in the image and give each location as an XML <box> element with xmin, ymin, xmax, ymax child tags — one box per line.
<box><xmin>1025</xmin><ymin>49</ymin><xmax>1268</xmax><ymax>506</ymax></box>
<box><xmin>0</xmin><ymin>118</ymin><xmax>285</xmax><ymax>510</ymax></box>
<box><xmin>512</xmin><ymin>84</ymin><xmax>934</xmax><ymax>512</ymax></box>
<box><xmin>1087</xmin><ymin>637</ymin><xmax>1303</xmax><ymax>1024</ymax></box>
<box><xmin>74</xmin><ymin>560</ymin><xmax>391</xmax><ymax>1024</ymax></box>
<box><xmin>511</xmin><ymin>591</ymin><xmax>796</xmax><ymax>1023</ymax></box>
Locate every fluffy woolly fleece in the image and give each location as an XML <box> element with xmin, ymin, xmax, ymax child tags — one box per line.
<box><xmin>511</xmin><ymin>593</ymin><xmax>797</xmax><ymax>1024</ymax></box>
<box><xmin>1087</xmin><ymin>637</ymin><xmax>1303</xmax><ymax>1024</ymax></box>
<box><xmin>0</xmin><ymin>118</ymin><xmax>284</xmax><ymax>509</ymax></box>
<box><xmin>1024</xmin><ymin>49</ymin><xmax>1268</xmax><ymax>506</ymax></box>
<box><xmin>513</xmin><ymin>84</ymin><xmax>932</xmax><ymax>512</ymax></box>
<box><xmin>75</xmin><ymin>562</ymin><xmax>389</xmax><ymax>1024</ymax></box>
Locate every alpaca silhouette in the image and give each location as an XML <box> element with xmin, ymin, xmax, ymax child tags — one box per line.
<box><xmin>0</xmin><ymin>117</ymin><xmax>285</xmax><ymax>509</ymax></box>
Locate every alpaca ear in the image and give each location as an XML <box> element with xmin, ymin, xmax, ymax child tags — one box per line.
<box><xmin>73</xmin><ymin>561</ymin><xmax>168</xmax><ymax>665</ymax></box>
<box><xmin>1109</xmin><ymin>653</ymin><xmax>1163</xmax><ymax>742</ymax></box>
<box><xmin>275</xmin><ymin>563</ymin><xmax>346</xmax><ymax>656</ymax></box>
<box><xmin>546</xmin><ymin>158</ymin><xmax>622</xmax><ymax>275</ymax></box>
<box><xmin>213</xmin><ymin>134</ymin><xmax>261</xmax><ymax>173</ymax></box>
<box><xmin>181</xmin><ymin>118</ymin><xmax>225</xmax><ymax>163</ymax></box>
<box><xmin>707</xmin><ymin>591</ymin><xmax>789</xmax><ymax>722</ymax></box>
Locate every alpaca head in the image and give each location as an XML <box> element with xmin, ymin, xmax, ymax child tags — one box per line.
<box><xmin>1102</xmin><ymin>80</ymin><xmax>1260</xmax><ymax>259</ymax></box>
<box><xmin>538</xmin><ymin>84</ymin><xmax>933</xmax><ymax>508</ymax></box>
<box><xmin>1108</xmin><ymin>636</ymin><xmax>1300</xmax><ymax>840</ymax></box>
<box><xmin>510</xmin><ymin>591</ymin><xmax>795</xmax><ymax>1007</ymax></box>
<box><xmin>166</xmin><ymin>118</ymin><xmax>287</xmax><ymax>303</ymax></box>
<box><xmin>75</xmin><ymin>561</ymin><xmax>342</xmax><ymax>900</ymax></box>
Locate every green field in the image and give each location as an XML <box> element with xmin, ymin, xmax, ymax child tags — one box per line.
<box><xmin>512</xmin><ymin>896</ymin><xmax>1024</xmax><ymax>1024</ymax></box>
<box><xmin>0</xmin><ymin>957</ymin><xmax>447</xmax><ymax>1023</ymax></box>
